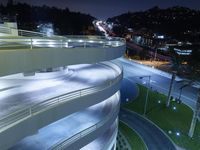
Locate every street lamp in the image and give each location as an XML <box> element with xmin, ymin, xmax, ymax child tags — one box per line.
<box><xmin>178</xmin><ymin>87</ymin><xmax>183</xmax><ymax>102</ymax></box>
<box><xmin>178</xmin><ymin>80</ymin><xmax>193</xmax><ymax>102</ymax></box>
<box><xmin>178</xmin><ymin>83</ymin><xmax>190</xmax><ymax>102</ymax></box>
<box><xmin>139</xmin><ymin>75</ymin><xmax>151</xmax><ymax>116</ymax></box>
<box><xmin>188</xmin><ymin>89</ymin><xmax>200</xmax><ymax>137</ymax></box>
<box><xmin>166</xmin><ymin>72</ymin><xmax>176</xmax><ymax>107</ymax></box>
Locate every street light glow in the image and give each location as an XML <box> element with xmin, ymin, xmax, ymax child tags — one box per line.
<box><xmin>176</xmin><ymin>132</ymin><xmax>180</xmax><ymax>136</ymax></box>
<box><xmin>168</xmin><ymin>130</ymin><xmax>172</xmax><ymax>134</ymax></box>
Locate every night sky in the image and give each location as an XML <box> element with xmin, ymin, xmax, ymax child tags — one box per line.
<box><xmin>1</xmin><ymin>0</ymin><xmax>200</xmax><ymax>19</ymax></box>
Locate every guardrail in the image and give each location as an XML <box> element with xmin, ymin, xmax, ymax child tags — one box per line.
<box><xmin>0</xmin><ymin>36</ymin><xmax>125</xmax><ymax>50</ymax></box>
<box><xmin>0</xmin><ymin>26</ymin><xmax>11</xmax><ymax>34</ymax></box>
<box><xmin>0</xmin><ymin>62</ymin><xmax>123</xmax><ymax>132</ymax></box>
<box><xmin>50</xmin><ymin>94</ymin><xmax>120</xmax><ymax>150</ymax></box>
<box><xmin>18</xmin><ymin>30</ymin><xmax>46</xmax><ymax>37</ymax></box>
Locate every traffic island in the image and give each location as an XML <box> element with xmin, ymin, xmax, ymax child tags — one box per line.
<box><xmin>123</xmin><ymin>84</ymin><xmax>200</xmax><ymax>150</ymax></box>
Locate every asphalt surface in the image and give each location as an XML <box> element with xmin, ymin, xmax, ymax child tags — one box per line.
<box><xmin>120</xmin><ymin>78</ymin><xmax>138</xmax><ymax>104</ymax></box>
<box><xmin>0</xmin><ymin>63</ymin><xmax>117</xmax><ymax>117</ymax></box>
<box><xmin>116</xmin><ymin>57</ymin><xmax>198</xmax><ymax>109</ymax></box>
<box><xmin>81</xmin><ymin>120</ymin><xmax>117</xmax><ymax>150</ymax></box>
<box><xmin>9</xmin><ymin>90</ymin><xmax>119</xmax><ymax>149</ymax></box>
<box><xmin>119</xmin><ymin>75</ymin><xmax>176</xmax><ymax>150</ymax></box>
<box><xmin>120</xmin><ymin>109</ymin><xmax>176</xmax><ymax>150</ymax></box>
<box><xmin>0</xmin><ymin>63</ymin><xmax>119</xmax><ymax>149</ymax></box>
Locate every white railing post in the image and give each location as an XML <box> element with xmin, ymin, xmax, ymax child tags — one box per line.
<box><xmin>29</xmin><ymin>107</ymin><xmax>32</xmax><ymax>116</ymax></box>
<box><xmin>60</xmin><ymin>39</ymin><xmax>63</xmax><ymax>48</ymax></box>
<box><xmin>30</xmin><ymin>38</ymin><xmax>33</xmax><ymax>49</ymax></box>
<box><xmin>103</xmin><ymin>42</ymin><xmax>106</xmax><ymax>48</ymax></box>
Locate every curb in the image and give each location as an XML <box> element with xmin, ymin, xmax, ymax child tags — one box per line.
<box><xmin>124</xmin><ymin>77</ymin><xmax>140</xmax><ymax>101</ymax></box>
<box><xmin>121</xmin><ymin>57</ymin><xmax>183</xmax><ymax>81</ymax></box>
<box><xmin>119</xmin><ymin>120</ymin><xmax>148</xmax><ymax>150</ymax></box>
<box><xmin>123</xmin><ymin>108</ymin><xmax>178</xmax><ymax>150</ymax></box>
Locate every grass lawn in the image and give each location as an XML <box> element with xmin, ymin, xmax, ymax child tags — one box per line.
<box><xmin>123</xmin><ymin>84</ymin><xmax>200</xmax><ymax>150</ymax></box>
<box><xmin>119</xmin><ymin>121</ymin><xmax>147</xmax><ymax>150</ymax></box>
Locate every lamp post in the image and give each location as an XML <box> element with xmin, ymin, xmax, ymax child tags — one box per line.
<box><xmin>188</xmin><ymin>89</ymin><xmax>200</xmax><ymax>138</ymax></box>
<box><xmin>139</xmin><ymin>75</ymin><xmax>151</xmax><ymax>116</ymax></box>
<box><xmin>166</xmin><ymin>72</ymin><xmax>176</xmax><ymax>107</ymax></box>
<box><xmin>178</xmin><ymin>87</ymin><xmax>183</xmax><ymax>101</ymax></box>
<box><xmin>177</xmin><ymin>80</ymin><xmax>194</xmax><ymax>103</ymax></box>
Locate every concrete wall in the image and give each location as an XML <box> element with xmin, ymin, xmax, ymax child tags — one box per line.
<box><xmin>0</xmin><ymin>22</ymin><xmax>18</xmax><ymax>36</ymax></box>
<box><xmin>0</xmin><ymin>78</ymin><xmax>121</xmax><ymax>150</ymax></box>
<box><xmin>0</xmin><ymin>37</ymin><xmax>125</xmax><ymax>149</ymax></box>
<box><xmin>0</xmin><ymin>45</ymin><xmax>125</xmax><ymax>76</ymax></box>
<box><xmin>66</xmin><ymin>112</ymin><xmax>119</xmax><ymax>150</ymax></box>
<box><xmin>3</xmin><ymin>22</ymin><xmax>18</xmax><ymax>29</ymax></box>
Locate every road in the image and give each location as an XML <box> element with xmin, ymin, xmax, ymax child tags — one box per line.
<box><xmin>119</xmin><ymin>77</ymin><xmax>177</xmax><ymax>150</ymax></box>
<box><xmin>120</xmin><ymin>109</ymin><xmax>176</xmax><ymax>150</ymax></box>
<box><xmin>120</xmin><ymin>78</ymin><xmax>138</xmax><ymax>104</ymax></box>
<box><xmin>10</xmin><ymin>94</ymin><xmax>119</xmax><ymax>149</ymax></box>
<box><xmin>81</xmin><ymin>121</ymin><xmax>117</xmax><ymax>150</ymax></box>
<box><xmin>116</xmin><ymin>57</ymin><xmax>198</xmax><ymax>109</ymax></box>
<box><xmin>93</xmin><ymin>18</ymin><xmax>197</xmax><ymax>109</ymax></box>
<box><xmin>0</xmin><ymin>63</ymin><xmax>117</xmax><ymax>118</ymax></box>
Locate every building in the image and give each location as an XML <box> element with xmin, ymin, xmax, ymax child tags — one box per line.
<box><xmin>0</xmin><ymin>23</ymin><xmax>125</xmax><ymax>149</ymax></box>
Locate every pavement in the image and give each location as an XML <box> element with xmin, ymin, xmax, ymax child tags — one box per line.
<box><xmin>120</xmin><ymin>78</ymin><xmax>138</xmax><ymax>104</ymax></box>
<box><xmin>9</xmin><ymin>91</ymin><xmax>119</xmax><ymax>149</ymax></box>
<box><xmin>119</xmin><ymin>71</ymin><xmax>177</xmax><ymax>150</ymax></box>
<box><xmin>81</xmin><ymin>120</ymin><xmax>117</xmax><ymax>150</ymax></box>
<box><xmin>116</xmin><ymin>57</ymin><xmax>198</xmax><ymax>109</ymax></box>
<box><xmin>0</xmin><ymin>62</ymin><xmax>119</xmax><ymax>149</ymax></box>
<box><xmin>120</xmin><ymin>109</ymin><xmax>176</xmax><ymax>150</ymax></box>
<box><xmin>0</xmin><ymin>63</ymin><xmax>117</xmax><ymax>118</ymax></box>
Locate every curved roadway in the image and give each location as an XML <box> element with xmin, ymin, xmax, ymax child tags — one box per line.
<box><xmin>116</xmin><ymin>57</ymin><xmax>198</xmax><ymax>109</ymax></box>
<box><xmin>81</xmin><ymin>120</ymin><xmax>117</xmax><ymax>150</ymax></box>
<box><xmin>119</xmin><ymin>78</ymin><xmax>176</xmax><ymax>150</ymax></box>
<box><xmin>9</xmin><ymin>93</ymin><xmax>119</xmax><ymax>149</ymax></box>
<box><xmin>0</xmin><ymin>63</ymin><xmax>117</xmax><ymax>118</ymax></box>
<box><xmin>120</xmin><ymin>109</ymin><xmax>176</xmax><ymax>150</ymax></box>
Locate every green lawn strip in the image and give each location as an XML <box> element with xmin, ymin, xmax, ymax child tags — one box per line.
<box><xmin>119</xmin><ymin>121</ymin><xmax>147</xmax><ymax>150</ymax></box>
<box><xmin>123</xmin><ymin>84</ymin><xmax>200</xmax><ymax>150</ymax></box>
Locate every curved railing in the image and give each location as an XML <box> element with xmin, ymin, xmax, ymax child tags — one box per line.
<box><xmin>0</xmin><ymin>62</ymin><xmax>122</xmax><ymax>132</ymax></box>
<box><xmin>0</xmin><ymin>25</ymin><xmax>11</xmax><ymax>34</ymax></box>
<box><xmin>50</xmin><ymin>93</ymin><xmax>120</xmax><ymax>150</ymax></box>
<box><xmin>0</xmin><ymin>35</ymin><xmax>125</xmax><ymax>50</ymax></box>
